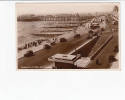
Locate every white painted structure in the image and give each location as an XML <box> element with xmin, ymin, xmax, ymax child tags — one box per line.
<box><xmin>74</xmin><ymin>57</ymin><xmax>90</xmax><ymax>68</ymax></box>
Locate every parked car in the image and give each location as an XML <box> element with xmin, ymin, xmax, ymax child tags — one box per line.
<box><xmin>60</xmin><ymin>37</ymin><xmax>67</xmax><ymax>42</ymax></box>
<box><xmin>44</xmin><ymin>44</ymin><xmax>51</xmax><ymax>49</ymax></box>
<box><xmin>74</xmin><ymin>34</ymin><xmax>81</xmax><ymax>39</ymax></box>
<box><xmin>24</xmin><ymin>50</ymin><xmax>34</xmax><ymax>57</ymax></box>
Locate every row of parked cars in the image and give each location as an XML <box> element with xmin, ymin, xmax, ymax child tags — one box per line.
<box><xmin>24</xmin><ymin>33</ymin><xmax>81</xmax><ymax>57</ymax></box>
<box><xmin>24</xmin><ymin>40</ymin><xmax>54</xmax><ymax>57</ymax></box>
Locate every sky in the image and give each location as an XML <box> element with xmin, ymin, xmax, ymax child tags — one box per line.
<box><xmin>16</xmin><ymin>2</ymin><xmax>119</xmax><ymax>16</ymax></box>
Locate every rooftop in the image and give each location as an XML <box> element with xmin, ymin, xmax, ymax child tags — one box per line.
<box><xmin>52</xmin><ymin>54</ymin><xmax>76</xmax><ymax>61</ymax></box>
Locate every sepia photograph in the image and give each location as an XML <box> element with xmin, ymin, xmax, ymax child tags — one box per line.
<box><xmin>1</xmin><ymin>1</ymin><xmax>125</xmax><ymax>100</ymax></box>
<box><xmin>16</xmin><ymin>2</ymin><xmax>120</xmax><ymax>69</ymax></box>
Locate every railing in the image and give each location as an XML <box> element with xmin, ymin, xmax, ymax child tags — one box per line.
<box><xmin>90</xmin><ymin>34</ymin><xmax>113</xmax><ymax>60</ymax></box>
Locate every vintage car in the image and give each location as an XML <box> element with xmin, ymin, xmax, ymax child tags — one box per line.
<box><xmin>24</xmin><ymin>50</ymin><xmax>34</xmax><ymax>57</ymax></box>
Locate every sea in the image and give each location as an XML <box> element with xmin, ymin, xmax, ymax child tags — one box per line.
<box><xmin>17</xmin><ymin>21</ymin><xmax>77</xmax><ymax>47</ymax></box>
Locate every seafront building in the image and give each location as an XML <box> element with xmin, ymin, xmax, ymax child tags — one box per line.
<box><xmin>112</xmin><ymin>5</ymin><xmax>118</xmax><ymax>21</ymax></box>
<box><xmin>17</xmin><ymin>13</ymin><xmax>94</xmax><ymax>23</ymax></box>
